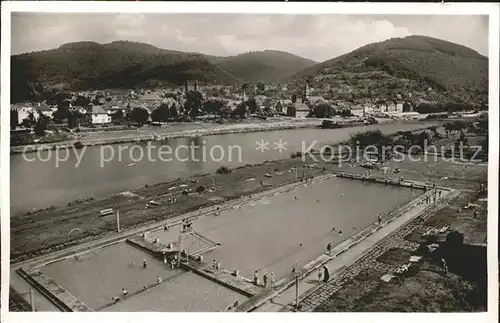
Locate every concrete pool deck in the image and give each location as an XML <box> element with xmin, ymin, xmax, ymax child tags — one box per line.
<box><xmin>240</xmin><ymin>176</ymin><xmax>456</xmax><ymax>312</ymax></box>
<box><xmin>12</xmin><ymin>171</ymin><xmax>449</xmax><ymax>312</ymax></box>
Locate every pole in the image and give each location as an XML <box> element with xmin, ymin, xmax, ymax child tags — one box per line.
<box><xmin>295</xmin><ymin>277</ymin><xmax>299</xmax><ymax>309</ymax></box>
<box><xmin>116</xmin><ymin>209</ymin><xmax>121</xmax><ymax>233</ymax></box>
<box><xmin>30</xmin><ymin>287</ymin><xmax>36</xmax><ymax>311</ymax></box>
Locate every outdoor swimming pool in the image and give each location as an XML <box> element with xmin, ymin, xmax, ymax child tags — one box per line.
<box><xmin>31</xmin><ymin>176</ymin><xmax>422</xmax><ymax>311</ymax></box>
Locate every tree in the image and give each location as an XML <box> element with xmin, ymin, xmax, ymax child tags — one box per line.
<box><xmin>350</xmin><ymin>130</ymin><xmax>393</xmax><ymax>161</ymax></box>
<box><xmin>203</xmin><ymin>99</ymin><xmax>224</xmax><ymax>115</ymax></box>
<box><xmin>185</xmin><ymin>90</ymin><xmax>203</xmax><ymax>121</ymax></box>
<box><xmin>54</xmin><ymin>92</ymin><xmax>70</xmax><ymax>108</ymax></box>
<box><xmin>73</xmin><ymin>95</ymin><xmax>90</xmax><ymax>107</ymax></box>
<box><xmin>313</xmin><ymin>103</ymin><xmax>333</xmax><ymax>118</ymax></box>
<box><xmin>455</xmin><ymin>131</ymin><xmax>469</xmax><ymax>149</ymax></box>
<box><xmin>67</xmin><ymin>111</ymin><xmax>77</xmax><ymax>129</ymax></box>
<box><xmin>113</xmin><ymin>109</ymin><xmax>124</xmax><ymax>122</ymax></box>
<box><xmin>480</xmin><ymin>134</ymin><xmax>488</xmax><ymax>160</ymax></box>
<box><xmin>476</xmin><ymin>120</ymin><xmax>488</xmax><ymax>135</ymax></box>
<box><xmin>169</xmin><ymin>105</ymin><xmax>179</xmax><ymax>119</ymax></box>
<box><xmin>54</xmin><ymin>106</ymin><xmax>72</xmax><ymax>122</ymax></box>
<box><xmin>34</xmin><ymin>118</ymin><xmax>47</xmax><ymax>136</ymax></box>
<box><xmin>10</xmin><ymin>110</ymin><xmax>19</xmax><ymax>130</ymax></box>
<box><xmin>219</xmin><ymin>105</ymin><xmax>232</xmax><ymax>118</ymax></box>
<box><xmin>256</xmin><ymin>82</ymin><xmax>265</xmax><ymax>93</ymax></box>
<box><xmin>244</xmin><ymin>99</ymin><xmax>258</xmax><ymax>114</ymax></box>
<box><xmin>341</xmin><ymin>109</ymin><xmax>353</xmax><ymax>118</ymax></box>
<box><xmin>22</xmin><ymin>112</ymin><xmax>37</xmax><ymax>127</ymax></box>
<box><xmin>232</xmin><ymin>103</ymin><xmax>247</xmax><ymax>118</ymax></box>
<box><xmin>443</xmin><ymin>123</ymin><xmax>453</xmax><ymax>137</ymax></box>
<box><xmin>151</xmin><ymin>104</ymin><xmax>170</xmax><ymax>123</ymax></box>
<box><xmin>129</xmin><ymin>107</ymin><xmax>149</xmax><ymax>125</ymax></box>
<box><xmin>429</xmin><ymin>126</ymin><xmax>441</xmax><ymax>140</ymax></box>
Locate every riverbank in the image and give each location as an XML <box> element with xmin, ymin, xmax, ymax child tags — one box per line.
<box><xmin>11</xmin><ymin>118</ymin><xmax>322</xmax><ymax>154</ymax></box>
<box><xmin>10</xmin><ymin>117</ymin><xmax>421</xmax><ymax>154</ymax></box>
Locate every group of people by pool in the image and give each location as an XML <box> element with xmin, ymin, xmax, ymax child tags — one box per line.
<box><xmin>253</xmin><ymin>271</ymin><xmax>275</xmax><ymax>289</ymax></box>
<box><xmin>182</xmin><ymin>218</ymin><xmax>193</xmax><ymax>232</ymax></box>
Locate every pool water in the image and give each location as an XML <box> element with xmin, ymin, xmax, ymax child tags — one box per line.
<box><xmin>42</xmin><ymin>242</ymin><xmax>183</xmax><ymax>310</ymax></box>
<box><xmin>105</xmin><ymin>271</ymin><xmax>247</xmax><ymax>312</ymax></box>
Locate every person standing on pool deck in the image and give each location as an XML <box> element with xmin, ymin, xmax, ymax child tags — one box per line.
<box><xmin>253</xmin><ymin>270</ymin><xmax>260</xmax><ymax>286</ymax></box>
<box><xmin>122</xmin><ymin>288</ymin><xmax>128</xmax><ymax>297</ymax></box>
<box><xmin>378</xmin><ymin>214</ymin><xmax>382</xmax><ymax>224</ymax></box>
<box><xmin>322</xmin><ymin>266</ymin><xmax>330</xmax><ymax>283</ymax></box>
<box><xmin>317</xmin><ymin>269</ymin><xmax>323</xmax><ymax>284</ymax></box>
<box><xmin>157</xmin><ymin>276</ymin><xmax>162</xmax><ymax>284</ymax></box>
<box><xmin>143</xmin><ymin>260</ymin><xmax>147</xmax><ymax>268</ymax></box>
<box><xmin>263</xmin><ymin>273</ymin><xmax>268</xmax><ymax>288</ymax></box>
<box><xmin>270</xmin><ymin>272</ymin><xmax>275</xmax><ymax>288</ymax></box>
<box><xmin>327</xmin><ymin>242</ymin><xmax>332</xmax><ymax>255</ymax></box>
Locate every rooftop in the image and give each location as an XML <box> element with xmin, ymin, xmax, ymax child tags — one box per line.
<box><xmin>91</xmin><ymin>105</ymin><xmax>108</xmax><ymax>115</ymax></box>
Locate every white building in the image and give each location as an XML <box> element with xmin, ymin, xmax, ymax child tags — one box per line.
<box><xmin>13</xmin><ymin>105</ymin><xmax>39</xmax><ymax>124</ymax></box>
<box><xmin>294</xmin><ymin>98</ymin><xmax>310</xmax><ymax>119</ymax></box>
<box><xmin>91</xmin><ymin>105</ymin><xmax>111</xmax><ymax>124</ymax></box>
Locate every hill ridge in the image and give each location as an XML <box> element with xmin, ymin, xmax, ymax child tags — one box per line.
<box><xmin>288</xmin><ymin>35</ymin><xmax>488</xmax><ymax>105</ymax></box>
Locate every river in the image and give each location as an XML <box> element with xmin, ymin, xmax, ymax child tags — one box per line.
<box><xmin>10</xmin><ymin>122</ymin><xmax>437</xmax><ymax>215</ymax></box>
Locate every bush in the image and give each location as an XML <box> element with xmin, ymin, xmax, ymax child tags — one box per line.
<box><xmin>195</xmin><ymin>185</ymin><xmax>205</xmax><ymax>193</ymax></box>
<box><xmin>216</xmin><ymin>166</ymin><xmax>231</xmax><ymax>175</ymax></box>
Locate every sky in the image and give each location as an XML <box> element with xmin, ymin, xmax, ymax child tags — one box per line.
<box><xmin>11</xmin><ymin>14</ymin><xmax>489</xmax><ymax>62</ymax></box>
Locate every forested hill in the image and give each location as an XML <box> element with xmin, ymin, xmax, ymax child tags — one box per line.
<box><xmin>11</xmin><ymin>41</ymin><xmax>238</xmax><ymax>102</ymax></box>
<box><xmin>288</xmin><ymin>35</ymin><xmax>488</xmax><ymax>105</ymax></box>
<box><xmin>207</xmin><ymin>50</ymin><xmax>317</xmax><ymax>83</ymax></box>
<box><xmin>11</xmin><ymin>41</ymin><xmax>315</xmax><ymax>102</ymax></box>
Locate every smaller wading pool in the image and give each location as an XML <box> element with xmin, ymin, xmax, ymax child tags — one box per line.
<box><xmin>41</xmin><ymin>242</ymin><xmax>183</xmax><ymax>310</ymax></box>
<box><xmin>105</xmin><ymin>271</ymin><xmax>248</xmax><ymax>312</ymax></box>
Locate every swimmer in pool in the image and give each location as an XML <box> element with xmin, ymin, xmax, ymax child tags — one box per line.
<box><xmin>341</xmin><ymin>193</ymin><xmax>345</xmax><ymax>198</ymax></box>
<box><xmin>338</xmin><ymin>230</ymin><xmax>343</xmax><ymax>235</ymax></box>
<box><xmin>316</xmin><ymin>199</ymin><xmax>320</xmax><ymax>203</ymax></box>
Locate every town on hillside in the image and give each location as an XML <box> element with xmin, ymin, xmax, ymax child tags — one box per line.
<box><xmin>10</xmin><ymin>78</ymin><xmax>488</xmax><ymax>147</ymax></box>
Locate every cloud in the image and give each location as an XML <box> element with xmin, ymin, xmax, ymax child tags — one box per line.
<box><xmin>112</xmin><ymin>14</ymin><xmax>147</xmax><ymax>38</ymax></box>
<box><xmin>11</xmin><ymin>14</ymin><xmax>488</xmax><ymax>62</ymax></box>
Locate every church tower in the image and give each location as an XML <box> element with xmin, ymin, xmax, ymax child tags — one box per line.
<box><xmin>304</xmin><ymin>81</ymin><xmax>310</xmax><ymax>101</ymax></box>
